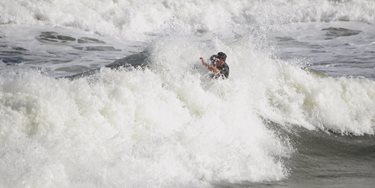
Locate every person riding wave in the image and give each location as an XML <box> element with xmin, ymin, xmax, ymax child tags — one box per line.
<box><xmin>200</xmin><ymin>52</ymin><xmax>229</xmax><ymax>79</ymax></box>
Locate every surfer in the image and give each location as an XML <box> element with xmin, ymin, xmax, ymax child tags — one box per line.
<box><xmin>200</xmin><ymin>52</ymin><xmax>229</xmax><ymax>79</ymax></box>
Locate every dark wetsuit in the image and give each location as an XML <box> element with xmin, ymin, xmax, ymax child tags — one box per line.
<box><xmin>211</xmin><ymin>62</ymin><xmax>229</xmax><ymax>79</ymax></box>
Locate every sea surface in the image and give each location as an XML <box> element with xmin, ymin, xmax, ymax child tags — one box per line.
<box><xmin>1</xmin><ymin>0</ymin><xmax>375</xmax><ymax>187</ymax></box>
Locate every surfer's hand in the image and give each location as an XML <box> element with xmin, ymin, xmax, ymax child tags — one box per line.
<box><xmin>200</xmin><ymin>57</ymin><xmax>205</xmax><ymax>65</ymax></box>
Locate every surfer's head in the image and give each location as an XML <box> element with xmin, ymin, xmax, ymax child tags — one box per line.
<box><xmin>217</xmin><ymin>52</ymin><xmax>227</xmax><ymax>61</ymax></box>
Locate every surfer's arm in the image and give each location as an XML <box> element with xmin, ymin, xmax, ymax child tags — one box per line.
<box><xmin>200</xmin><ymin>57</ymin><xmax>220</xmax><ymax>74</ymax></box>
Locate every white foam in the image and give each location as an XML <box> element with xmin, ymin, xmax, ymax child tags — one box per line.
<box><xmin>1</xmin><ymin>0</ymin><xmax>375</xmax><ymax>41</ymax></box>
<box><xmin>0</xmin><ymin>66</ymin><xmax>290</xmax><ymax>187</ymax></box>
<box><xmin>2</xmin><ymin>34</ymin><xmax>374</xmax><ymax>186</ymax></box>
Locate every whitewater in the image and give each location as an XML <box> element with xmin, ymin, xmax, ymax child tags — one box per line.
<box><xmin>1</xmin><ymin>0</ymin><xmax>375</xmax><ymax>187</ymax></box>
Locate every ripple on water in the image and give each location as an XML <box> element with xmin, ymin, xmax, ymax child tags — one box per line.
<box><xmin>322</xmin><ymin>27</ymin><xmax>362</xmax><ymax>39</ymax></box>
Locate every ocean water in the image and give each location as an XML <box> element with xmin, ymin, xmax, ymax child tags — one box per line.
<box><xmin>0</xmin><ymin>0</ymin><xmax>375</xmax><ymax>187</ymax></box>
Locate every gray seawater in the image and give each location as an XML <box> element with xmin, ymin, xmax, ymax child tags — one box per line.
<box><xmin>272</xmin><ymin>22</ymin><xmax>375</xmax><ymax>79</ymax></box>
<box><xmin>251</xmin><ymin>22</ymin><xmax>375</xmax><ymax>188</ymax></box>
<box><xmin>238</xmin><ymin>126</ymin><xmax>375</xmax><ymax>188</ymax></box>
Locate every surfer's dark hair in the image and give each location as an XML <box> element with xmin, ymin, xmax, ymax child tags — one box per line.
<box><xmin>217</xmin><ymin>52</ymin><xmax>227</xmax><ymax>61</ymax></box>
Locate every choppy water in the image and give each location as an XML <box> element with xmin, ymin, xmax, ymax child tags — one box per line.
<box><xmin>1</xmin><ymin>0</ymin><xmax>375</xmax><ymax>187</ymax></box>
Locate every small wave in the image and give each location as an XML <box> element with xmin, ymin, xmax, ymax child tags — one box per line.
<box><xmin>1</xmin><ymin>0</ymin><xmax>375</xmax><ymax>40</ymax></box>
